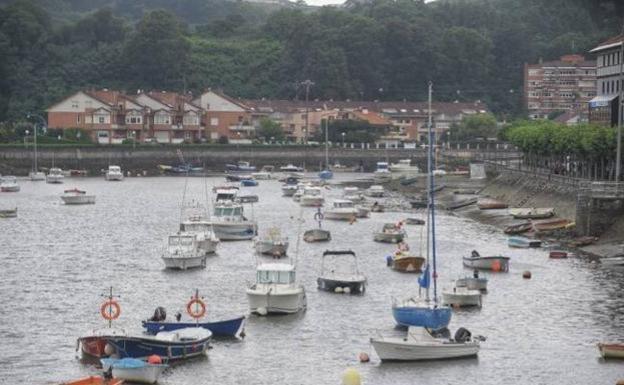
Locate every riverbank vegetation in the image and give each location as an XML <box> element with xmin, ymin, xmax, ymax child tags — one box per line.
<box><xmin>0</xmin><ymin>0</ymin><xmax>622</xmax><ymax>123</ymax></box>
<box><xmin>504</xmin><ymin>120</ymin><xmax>618</xmax><ymax>180</ymax></box>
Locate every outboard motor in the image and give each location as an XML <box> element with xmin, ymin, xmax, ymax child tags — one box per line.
<box><xmin>471</xmin><ymin>250</ymin><xmax>480</xmax><ymax>258</ymax></box>
<box><xmin>454</xmin><ymin>327</ymin><xmax>472</xmax><ymax>343</ymax></box>
<box><xmin>149</xmin><ymin>306</ymin><xmax>167</xmax><ymax>322</ymax></box>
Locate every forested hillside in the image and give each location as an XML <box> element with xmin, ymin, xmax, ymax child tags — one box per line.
<box><xmin>0</xmin><ymin>0</ymin><xmax>622</xmax><ymax>122</ymax></box>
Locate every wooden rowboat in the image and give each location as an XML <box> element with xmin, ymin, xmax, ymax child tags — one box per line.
<box><xmin>504</xmin><ymin>222</ymin><xmax>532</xmax><ymax>235</ymax></box>
<box><xmin>549</xmin><ymin>251</ymin><xmax>568</xmax><ymax>259</ymax></box>
<box><xmin>598</xmin><ymin>343</ymin><xmax>624</xmax><ymax>359</ymax></box>
<box><xmin>60</xmin><ymin>376</ymin><xmax>124</xmax><ymax>385</ymax></box>
<box><xmin>388</xmin><ymin>252</ymin><xmax>425</xmax><ymax>273</ymax></box>
<box><xmin>533</xmin><ymin>218</ymin><xmax>573</xmax><ymax>232</ymax></box>
<box><xmin>446</xmin><ymin>197</ymin><xmax>477</xmax><ymax>210</ymax></box>
<box><xmin>477</xmin><ymin>199</ymin><xmax>508</xmax><ymax>210</ymax></box>
<box><xmin>508</xmin><ymin>208</ymin><xmax>554</xmax><ymax>219</ymax></box>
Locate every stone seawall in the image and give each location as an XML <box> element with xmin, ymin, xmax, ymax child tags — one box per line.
<box><xmin>0</xmin><ymin>145</ymin><xmax>434</xmax><ymax>175</ymax></box>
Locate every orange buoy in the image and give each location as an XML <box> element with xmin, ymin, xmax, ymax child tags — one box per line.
<box><xmin>147</xmin><ymin>355</ymin><xmax>162</xmax><ymax>364</ymax></box>
<box><xmin>491</xmin><ymin>260</ymin><xmax>501</xmax><ymax>272</ymax></box>
<box><xmin>358</xmin><ymin>352</ymin><xmax>370</xmax><ymax>363</ymax></box>
<box><xmin>100</xmin><ymin>300</ymin><xmax>121</xmax><ymax>320</ymax></box>
<box><xmin>523</xmin><ymin>270</ymin><xmax>532</xmax><ymax>279</ymax></box>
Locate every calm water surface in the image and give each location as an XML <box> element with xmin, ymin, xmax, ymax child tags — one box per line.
<box><xmin>0</xmin><ymin>174</ymin><xmax>623</xmax><ymax>384</ymax></box>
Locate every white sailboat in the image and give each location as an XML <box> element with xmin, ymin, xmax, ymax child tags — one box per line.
<box><xmin>318</xmin><ymin>118</ymin><xmax>333</xmax><ymax>180</ymax></box>
<box><xmin>28</xmin><ymin>121</ymin><xmax>45</xmax><ymax>181</ymax></box>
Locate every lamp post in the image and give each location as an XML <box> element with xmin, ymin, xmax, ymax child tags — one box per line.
<box><xmin>341</xmin><ymin>132</ymin><xmax>346</xmax><ymax>148</ymax></box>
<box><xmin>617</xmin><ymin>27</ymin><xmax>624</xmax><ymax>181</ymax></box>
<box><xmin>24</xmin><ymin>130</ymin><xmax>29</xmax><ymax>148</ymax></box>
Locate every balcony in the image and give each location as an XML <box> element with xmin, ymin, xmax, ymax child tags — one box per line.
<box><xmin>229</xmin><ymin>124</ymin><xmax>255</xmax><ymax>132</ymax></box>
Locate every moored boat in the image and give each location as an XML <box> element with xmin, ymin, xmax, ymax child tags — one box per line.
<box><xmin>61</xmin><ymin>188</ymin><xmax>96</xmax><ymax>204</ymax></box>
<box><xmin>446</xmin><ymin>197</ymin><xmax>477</xmax><ymax>210</ymax></box>
<box><xmin>405</xmin><ymin>217</ymin><xmax>425</xmax><ymax>225</ymax></box>
<box><xmin>355</xmin><ymin>205</ymin><xmax>370</xmax><ymax>218</ymax></box>
<box><xmin>226</xmin><ymin>161</ymin><xmax>256</xmax><ymax>172</ymax></box>
<box><xmin>252</xmin><ymin>165</ymin><xmax>274</xmax><ymax>179</ymax></box>
<box><xmin>371</xmin><ymin>326</ymin><xmax>481</xmax><ymax>361</ymax></box>
<box><xmin>389</xmin><ymin>159</ymin><xmax>420</xmax><ymax>174</ymax></box>
<box><xmin>100</xmin><ymin>358</ymin><xmax>167</xmax><ymax>385</ymax></box>
<box><xmin>105</xmin><ymin>165</ymin><xmax>124</xmax><ymax>181</ymax></box>
<box><xmin>59</xmin><ymin>376</ymin><xmax>124</xmax><ymax>385</ymax></box>
<box><xmin>442</xmin><ymin>285</ymin><xmax>482</xmax><ymax>307</ymax></box>
<box><xmin>549</xmin><ymin>250</ymin><xmax>568</xmax><ymax>259</ymax></box>
<box><xmin>324</xmin><ymin>199</ymin><xmax>358</xmax><ymax>221</ymax></box>
<box><xmin>533</xmin><ymin>218</ymin><xmax>573</xmax><ymax>232</ymax></box>
<box><xmin>210</xmin><ymin>195</ymin><xmax>257</xmax><ymax>240</ymax></box>
<box><xmin>597</xmin><ymin>343</ymin><xmax>624</xmax><ymax>359</ymax></box>
<box><xmin>508</xmin><ymin>207</ymin><xmax>554</xmax><ymax>219</ymax></box>
<box><xmin>300</xmin><ymin>186</ymin><xmax>325</xmax><ymax>207</ymax></box>
<box><xmin>373</xmin><ymin>161</ymin><xmax>392</xmax><ymax>182</ymax></box>
<box><xmin>254</xmin><ymin>228</ymin><xmax>289</xmax><ymax>257</ymax></box>
<box><xmin>240</xmin><ymin>178</ymin><xmax>258</xmax><ymax>187</ymax></box>
<box><xmin>317</xmin><ymin>250</ymin><xmax>366</xmax><ymax>294</ymax></box>
<box><xmin>161</xmin><ymin>232</ymin><xmax>207</xmax><ymax>270</ymax></box>
<box><xmin>0</xmin><ymin>176</ymin><xmax>20</xmax><ymax>192</ymax></box>
<box><xmin>0</xmin><ymin>208</ymin><xmax>17</xmax><ymax>218</ymax></box>
<box><xmin>374</xmin><ymin>223</ymin><xmax>406</xmax><ymax>243</ymax></box>
<box><xmin>304</xmin><ymin>209</ymin><xmax>331</xmax><ymax>242</ymax></box>
<box><xmin>477</xmin><ymin>198</ymin><xmax>508</xmax><ymax>210</ymax></box>
<box><xmin>343</xmin><ymin>186</ymin><xmax>364</xmax><ymax>202</ymax></box>
<box><xmin>504</xmin><ymin>222</ymin><xmax>533</xmax><ymax>235</ymax></box>
<box><xmin>46</xmin><ymin>167</ymin><xmax>65</xmax><ymax>184</ymax></box>
<box><xmin>462</xmin><ymin>250</ymin><xmax>509</xmax><ymax>272</ymax></box>
<box><xmin>280</xmin><ymin>164</ymin><xmax>304</xmax><ymax>172</ymax></box>
<box><xmin>387</xmin><ymin>250</ymin><xmax>425</xmax><ymax>273</ymax></box>
<box><xmin>456</xmin><ymin>270</ymin><xmax>488</xmax><ymax>291</ymax></box>
<box><xmin>508</xmin><ymin>236</ymin><xmax>541</xmax><ymax>248</ymax></box>
<box><xmin>246</xmin><ymin>263</ymin><xmax>306</xmax><ymax>315</ymax></box>
<box><xmin>366</xmin><ymin>185</ymin><xmax>385</xmax><ymax>197</ymax></box>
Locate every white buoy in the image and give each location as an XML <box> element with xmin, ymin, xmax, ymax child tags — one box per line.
<box><xmin>104</xmin><ymin>343</ymin><xmax>115</xmax><ymax>356</ymax></box>
<box><xmin>257</xmin><ymin>307</ymin><xmax>268</xmax><ymax>316</ymax></box>
<box><xmin>335</xmin><ymin>287</ymin><xmax>344</xmax><ymax>293</ymax></box>
<box><xmin>343</xmin><ymin>287</ymin><xmax>351</xmax><ymax>294</ymax></box>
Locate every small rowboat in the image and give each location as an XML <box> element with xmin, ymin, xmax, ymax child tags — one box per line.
<box><xmin>549</xmin><ymin>251</ymin><xmax>568</xmax><ymax>259</ymax></box>
<box><xmin>569</xmin><ymin>236</ymin><xmax>597</xmax><ymax>247</ymax></box>
<box><xmin>101</xmin><ymin>358</ymin><xmax>168</xmax><ymax>384</ymax></box>
<box><xmin>533</xmin><ymin>218</ymin><xmax>573</xmax><ymax>232</ymax></box>
<box><xmin>59</xmin><ymin>376</ymin><xmax>124</xmax><ymax>385</ymax></box>
<box><xmin>405</xmin><ymin>218</ymin><xmax>425</xmax><ymax>225</ymax></box>
<box><xmin>477</xmin><ymin>199</ymin><xmax>508</xmax><ymax>210</ymax></box>
<box><xmin>508</xmin><ymin>207</ymin><xmax>554</xmax><ymax>219</ymax></box>
<box><xmin>446</xmin><ymin>197</ymin><xmax>477</xmax><ymax>210</ymax></box>
<box><xmin>504</xmin><ymin>222</ymin><xmax>532</xmax><ymax>235</ymax></box>
<box><xmin>463</xmin><ymin>250</ymin><xmax>509</xmax><ymax>272</ymax></box>
<box><xmin>508</xmin><ymin>236</ymin><xmax>541</xmax><ymax>248</ymax></box>
<box><xmin>597</xmin><ymin>343</ymin><xmax>624</xmax><ymax>359</ymax></box>
<box><xmin>303</xmin><ymin>228</ymin><xmax>331</xmax><ymax>242</ymax></box>
<box><xmin>240</xmin><ymin>179</ymin><xmax>258</xmax><ymax>187</ymax></box>
<box><xmin>387</xmin><ymin>251</ymin><xmax>425</xmax><ymax>273</ymax></box>
<box><xmin>0</xmin><ymin>208</ymin><xmax>17</xmax><ymax>218</ymax></box>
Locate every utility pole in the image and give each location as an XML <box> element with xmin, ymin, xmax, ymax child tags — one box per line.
<box><xmin>301</xmin><ymin>80</ymin><xmax>314</xmax><ymax>144</ymax></box>
<box><xmin>617</xmin><ymin>24</ymin><xmax>624</xmax><ymax>181</ymax></box>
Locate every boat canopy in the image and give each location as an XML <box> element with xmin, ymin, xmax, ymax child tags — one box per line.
<box><xmin>214</xmin><ymin>205</ymin><xmax>243</xmax><ymax>217</ymax></box>
<box><xmin>256</xmin><ymin>263</ymin><xmax>296</xmax><ymax>284</ymax></box>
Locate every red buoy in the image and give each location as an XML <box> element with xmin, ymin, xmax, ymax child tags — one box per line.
<box><xmin>147</xmin><ymin>355</ymin><xmax>162</xmax><ymax>364</ymax></box>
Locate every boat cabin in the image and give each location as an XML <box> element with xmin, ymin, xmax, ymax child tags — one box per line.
<box><xmin>304</xmin><ymin>186</ymin><xmax>322</xmax><ymax>196</ymax></box>
<box><xmin>214</xmin><ymin>203</ymin><xmax>244</xmax><ymax>218</ymax></box>
<box><xmin>168</xmin><ymin>234</ymin><xmax>197</xmax><ymax>251</ymax></box>
<box><xmin>49</xmin><ymin>168</ymin><xmax>63</xmax><ymax>175</ymax></box>
<box><xmin>215</xmin><ymin>188</ymin><xmax>238</xmax><ymax>202</ymax></box>
<box><xmin>333</xmin><ymin>200</ymin><xmax>355</xmax><ymax>208</ymax></box>
<box><xmin>108</xmin><ymin>166</ymin><xmax>121</xmax><ymax>173</ymax></box>
<box><xmin>256</xmin><ymin>263</ymin><xmax>296</xmax><ymax>285</ymax></box>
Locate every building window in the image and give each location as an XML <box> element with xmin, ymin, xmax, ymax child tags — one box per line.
<box><xmin>183</xmin><ymin>113</ymin><xmax>199</xmax><ymax>126</ymax></box>
<box><xmin>76</xmin><ymin>115</ymin><xmax>81</xmax><ymax>124</ymax></box>
<box><xmin>238</xmin><ymin>116</ymin><xmax>244</xmax><ymax>123</ymax></box>
<box><xmin>71</xmin><ymin>101</ymin><xmax>79</xmax><ymax>109</ymax></box>
<box><xmin>210</xmin><ymin>117</ymin><xmax>219</xmax><ymax>126</ymax></box>
<box><xmin>185</xmin><ymin>131</ymin><xmax>191</xmax><ymax>140</ymax></box>
<box><xmin>98</xmin><ymin>116</ymin><xmax>105</xmax><ymax>124</ymax></box>
<box><xmin>154</xmin><ymin>112</ymin><xmax>171</xmax><ymax>125</ymax></box>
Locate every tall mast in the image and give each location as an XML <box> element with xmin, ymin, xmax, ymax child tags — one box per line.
<box><xmin>34</xmin><ymin>123</ymin><xmax>38</xmax><ymax>172</ymax></box>
<box><xmin>324</xmin><ymin>118</ymin><xmax>329</xmax><ymax>169</ymax></box>
<box><xmin>427</xmin><ymin>81</ymin><xmax>438</xmax><ymax>303</ymax></box>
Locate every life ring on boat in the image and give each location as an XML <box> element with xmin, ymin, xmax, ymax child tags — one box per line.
<box><xmin>100</xmin><ymin>300</ymin><xmax>121</xmax><ymax>320</ymax></box>
<box><xmin>186</xmin><ymin>298</ymin><xmax>206</xmax><ymax>319</ymax></box>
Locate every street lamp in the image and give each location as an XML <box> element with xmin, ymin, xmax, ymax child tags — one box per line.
<box><xmin>341</xmin><ymin>132</ymin><xmax>346</xmax><ymax>147</ymax></box>
<box><xmin>24</xmin><ymin>130</ymin><xmax>29</xmax><ymax>148</ymax></box>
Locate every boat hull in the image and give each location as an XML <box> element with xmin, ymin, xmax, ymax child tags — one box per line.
<box><xmin>303</xmin><ymin>229</ymin><xmax>331</xmax><ymax>242</ymax></box>
<box><xmin>79</xmin><ymin>336</ymin><xmax>109</xmax><ymax>358</ymax></box>
<box><xmin>462</xmin><ymin>256</ymin><xmax>509</xmax><ymax>272</ymax></box>
<box><xmin>392</xmin><ymin>304</ymin><xmax>452</xmax><ymax>329</ymax></box>
<box><xmin>300</xmin><ymin>196</ymin><xmax>325</xmax><ymax>207</ymax></box>
<box><xmin>374</xmin><ymin>232</ymin><xmax>405</xmax><ymax>243</ymax></box>
<box><xmin>142</xmin><ymin>316</ymin><xmax>246</xmax><ymax>338</ymax></box>
<box><xmin>281</xmin><ymin>187</ymin><xmax>297</xmax><ymax>196</ymax></box>
<box><xmin>390</xmin><ymin>256</ymin><xmax>425</xmax><ymax>273</ymax></box>
<box><xmin>456</xmin><ymin>277</ymin><xmax>488</xmax><ymax>291</ymax></box>
<box><xmin>103</xmin><ymin>335</ymin><xmax>211</xmax><ymax>360</ymax></box>
<box><xmin>504</xmin><ymin>223</ymin><xmax>532</xmax><ymax>235</ymax></box>
<box><xmin>255</xmin><ymin>240</ymin><xmax>289</xmax><ymax>257</ymax></box>
<box><xmin>100</xmin><ymin>360</ymin><xmax>167</xmax><ymax>385</ymax></box>
<box><xmin>60</xmin><ymin>376</ymin><xmax>124</xmax><ymax>385</ymax></box>
<box><xmin>162</xmin><ymin>255</ymin><xmax>207</xmax><ymax>270</ymax></box>
<box><xmin>442</xmin><ymin>291</ymin><xmax>482</xmax><ymax>307</ymax></box>
<box><xmin>1</xmin><ymin>185</ymin><xmax>20</xmax><ymax>192</ymax></box>
<box><xmin>323</xmin><ymin>211</ymin><xmax>357</xmax><ymax>221</ymax></box>
<box><xmin>246</xmin><ymin>288</ymin><xmax>306</xmax><ymax>315</ymax></box>
<box><xmin>28</xmin><ymin>171</ymin><xmax>46</xmax><ymax>181</ymax></box>
<box><xmin>212</xmin><ymin>222</ymin><xmax>257</xmax><ymax>240</ymax></box>
<box><xmin>62</xmin><ymin>195</ymin><xmax>96</xmax><ymax>204</ymax></box>
<box><xmin>598</xmin><ymin>343</ymin><xmax>624</xmax><ymax>359</ymax></box>
<box><xmin>371</xmin><ymin>338</ymin><xmax>479</xmax><ymax>361</ymax></box>
<box><xmin>105</xmin><ymin>174</ymin><xmax>124</xmax><ymax>181</ymax></box>
<box><xmin>317</xmin><ymin>277</ymin><xmax>366</xmax><ymax>294</ymax></box>
<box><xmin>198</xmin><ymin>239</ymin><xmax>219</xmax><ymax>255</ymax></box>
<box><xmin>0</xmin><ymin>209</ymin><xmax>17</xmax><ymax>218</ymax></box>
<box><xmin>508</xmin><ymin>236</ymin><xmax>541</xmax><ymax>248</ymax></box>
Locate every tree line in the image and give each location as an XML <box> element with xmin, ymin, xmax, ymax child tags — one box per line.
<box><xmin>0</xmin><ymin>0</ymin><xmax>622</xmax><ymax>124</ymax></box>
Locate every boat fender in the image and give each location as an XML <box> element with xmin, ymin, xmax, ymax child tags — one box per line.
<box><xmin>257</xmin><ymin>307</ymin><xmax>268</xmax><ymax>316</ymax></box>
<box><xmin>358</xmin><ymin>352</ymin><xmax>370</xmax><ymax>363</ymax></box>
<box><xmin>104</xmin><ymin>343</ymin><xmax>116</xmax><ymax>356</ymax></box>
<box><xmin>100</xmin><ymin>300</ymin><xmax>121</xmax><ymax>321</ymax></box>
<box><xmin>523</xmin><ymin>271</ymin><xmax>532</xmax><ymax>279</ymax></box>
<box><xmin>148</xmin><ymin>355</ymin><xmax>162</xmax><ymax>364</ymax></box>
<box><xmin>386</xmin><ymin>255</ymin><xmax>393</xmax><ymax>266</ymax></box>
<box><xmin>335</xmin><ymin>287</ymin><xmax>344</xmax><ymax>294</ymax></box>
<box><xmin>343</xmin><ymin>287</ymin><xmax>351</xmax><ymax>294</ymax></box>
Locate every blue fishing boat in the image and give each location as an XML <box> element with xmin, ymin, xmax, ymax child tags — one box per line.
<box><xmin>103</xmin><ymin>327</ymin><xmax>212</xmax><ymax>360</ymax></box>
<box><xmin>508</xmin><ymin>236</ymin><xmax>541</xmax><ymax>248</ymax></box>
<box><xmin>142</xmin><ymin>315</ymin><xmax>246</xmax><ymax>338</ymax></box>
<box><xmin>391</xmin><ymin>83</ymin><xmax>452</xmax><ymax>330</ymax></box>
<box><xmin>241</xmin><ymin>179</ymin><xmax>258</xmax><ymax>187</ymax></box>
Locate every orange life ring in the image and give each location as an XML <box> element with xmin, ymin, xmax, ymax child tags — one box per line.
<box><xmin>100</xmin><ymin>300</ymin><xmax>121</xmax><ymax>320</ymax></box>
<box><xmin>186</xmin><ymin>298</ymin><xmax>206</xmax><ymax>319</ymax></box>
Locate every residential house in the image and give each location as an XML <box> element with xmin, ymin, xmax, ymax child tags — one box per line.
<box><xmin>524</xmin><ymin>54</ymin><xmax>596</xmax><ymax>121</ymax></box>
<box><xmin>588</xmin><ymin>35</ymin><xmax>624</xmax><ymax>126</ymax></box>
<box><xmin>193</xmin><ymin>90</ymin><xmax>254</xmax><ymax>142</ymax></box>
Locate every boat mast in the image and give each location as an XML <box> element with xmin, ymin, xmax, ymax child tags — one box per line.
<box><xmin>427</xmin><ymin>81</ymin><xmax>439</xmax><ymax>303</ymax></box>
<box><xmin>33</xmin><ymin>122</ymin><xmax>38</xmax><ymax>172</ymax></box>
<box><xmin>324</xmin><ymin>118</ymin><xmax>329</xmax><ymax>170</ymax></box>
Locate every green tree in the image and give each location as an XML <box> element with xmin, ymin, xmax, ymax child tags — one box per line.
<box><xmin>450</xmin><ymin>114</ymin><xmax>498</xmax><ymax>141</ymax></box>
<box><xmin>256</xmin><ymin>118</ymin><xmax>284</xmax><ymax>141</ymax></box>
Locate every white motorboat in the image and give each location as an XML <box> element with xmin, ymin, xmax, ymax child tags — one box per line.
<box><xmin>101</xmin><ymin>358</ymin><xmax>168</xmax><ymax>384</ymax></box>
<box><xmin>463</xmin><ymin>250</ymin><xmax>510</xmax><ymax>272</ymax></box>
<box><xmin>442</xmin><ymin>285</ymin><xmax>482</xmax><ymax>307</ymax></box>
<box><xmin>292</xmin><ymin>183</ymin><xmax>308</xmax><ymax>202</ymax></box>
<box><xmin>317</xmin><ymin>250</ymin><xmax>366</xmax><ymax>294</ymax></box>
<box><xmin>179</xmin><ymin>216</ymin><xmax>219</xmax><ymax>255</ymax></box>
<box><xmin>355</xmin><ymin>205</ymin><xmax>370</xmax><ymax>218</ymax></box>
<box><xmin>0</xmin><ymin>176</ymin><xmax>20</xmax><ymax>192</ymax></box>
<box><xmin>366</xmin><ymin>185</ymin><xmax>385</xmax><ymax>197</ymax></box>
<box><xmin>61</xmin><ymin>188</ymin><xmax>95</xmax><ymax>204</ymax></box>
<box><xmin>374</xmin><ymin>223</ymin><xmax>407</xmax><ymax>243</ymax></box>
<box><xmin>210</xmin><ymin>199</ymin><xmax>257</xmax><ymax>241</ymax></box>
<box><xmin>343</xmin><ymin>186</ymin><xmax>364</xmax><ymax>202</ymax></box>
<box><xmin>254</xmin><ymin>228</ymin><xmax>289</xmax><ymax>257</ymax></box>
<box><xmin>161</xmin><ymin>232</ymin><xmax>207</xmax><ymax>270</ymax></box>
<box><xmin>456</xmin><ymin>271</ymin><xmax>488</xmax><ymax>291</ymax></box>
<box><xmin>105</xmin><ymin>165</ymin><xmax>124</xmax><ymax>181</ymax></box>
<box><xmin>324</xmin><ymin>199</ymin><xmax>358</xmax><ymax>221</ymax></box>
<box><xmin>29</xmin><ymin>171</ymin><xmax>45</xmax><ymax>181</ymax></box>
<box><xmin>300</xmin><ymin>186</ymin><xmax>325</xmax><ymax>207</ymax></box>
<box><xmin>281</xmin><ymin>184</ymin><xmax>298</xmax><ymax>197</ymax></box>
<box><xmin>389</xmin><ymin>159</ymin><xmax>420</xmax><ymax>174</ymax></box>
<box><xmin>371</xmin><ymin>326</ymin><xmax>481</xmax><ymax>361</ymax></box>
<box><xmin>374</xmin><ymin>162</ymin><xmax>392</xmax><ymax>182</ymax></box>
<box><xmin>246</xmin><ymin>263</ymin><xmax>306</xmax><ymax>315</ymax></box>
<box><xmin>280</xmin><ymin>164</ymin><xmax>304</xmax><ymax>173</ymax></box>
<box><xmin>252</xmin><ymin>165</ymin><xmax>274</xmax><ymax>180</ymax></box>
<box><xmin>46</xmin><ymin>167</ymin><xmax>65</xmax><ymax>184</ymax></box>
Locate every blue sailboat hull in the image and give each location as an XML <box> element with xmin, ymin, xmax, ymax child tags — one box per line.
<box><xmin>142</xmin><ymin>316</ymin><xmax>245</xmax><ymax>337</ymax></box>
<box><xmin>103</xmin><ymin>335</ymin><xmax>211</xmax><ymax>360</ymax></box>
<box><xmin>241</xmin><ymin>179</ymin><xmax>258</xmax><ymax>186</ymax></box>
<box><xmin>392</xmin><ymin>305</ymin><xmax>452</xmax><ymax>330</ymax></box>
<box><xmin>319</xmin><ymin>170</ymin><xmax>333</xmax><ymax>180</ymax></box>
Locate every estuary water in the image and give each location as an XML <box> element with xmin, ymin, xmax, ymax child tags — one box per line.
<box><xmin>0</xmin><ymin>174</ymin><xmax>622</xmax><ymax>385</ymax></box>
